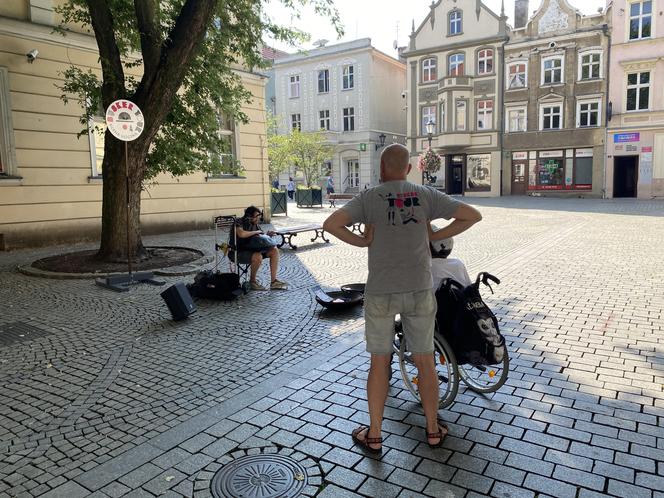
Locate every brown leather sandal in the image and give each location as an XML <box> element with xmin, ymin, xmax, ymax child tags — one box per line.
<box><xmin>426</xmin><ymin>421</ymin><xmax>449</xmax><ymax>448</ymax></box>
<box><xmin>351</xmin><ymin>426</ymin><xmax>383</xmax><ymax>455</ymax></box>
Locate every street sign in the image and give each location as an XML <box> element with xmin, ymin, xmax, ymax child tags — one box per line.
<box><xmin>359</xmin><ymin>143</ymin><xmax>366</xmax><ymax>151</ymax></box>
<box><xmin>106</xmin><ymin>100</ymin><xmax>144</xmax><ymax>141</ymax></box>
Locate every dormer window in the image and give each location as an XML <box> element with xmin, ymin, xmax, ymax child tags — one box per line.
<box><xmin>449</xmin><ymin>10</ymin><xmax>462</xmax><ymax>35</ymax></box>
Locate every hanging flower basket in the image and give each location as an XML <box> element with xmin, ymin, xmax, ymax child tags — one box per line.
<box><xmin>417</xmin><ymin>147</ymin><xmax>442</xmax><ymax>175</ymax></box>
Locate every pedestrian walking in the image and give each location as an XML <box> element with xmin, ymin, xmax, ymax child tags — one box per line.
<box><xmin>287</xmin><ymin>177</ymin><xmax>295</xmax><ymax>200</ymax></box>
<box><xmin>322</xmin><ymin>144</ymin><xmax>482</xmax><ymax>454</ymax></box>
<box><xmin>326</xmin><ymin>175</ymin><xmax>335</xmax><ymax>195</ymax></box>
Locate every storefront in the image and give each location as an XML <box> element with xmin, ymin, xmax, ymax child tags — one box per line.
<box><xmin>509</xmin><ymin>148</ymin><xmax>595</xmax><ymax>194</ymax></box>
<box><xmin>425</xmin><ymin>153</ymin><xmax>496</xmax><ymax>196</ymax></box>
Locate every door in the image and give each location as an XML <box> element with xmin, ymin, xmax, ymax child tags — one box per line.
<box><xmin>346</xmin><ymin>160</ymin><xmax>359</xmax><ymax>189</ymax></box>
<box><xmin>446</xmin><ymin>155</ymin><xmax>464</xmax><ymax>195</ymax></box>
<box><xmin>511</xmin><ymin>161</ymin><xmax>527</xmax><ymax>195</ymax></box>
<box><xmin>613</xmin><ymin>156</ymin><xmax>638</xmax><ymax>198</ymax></box>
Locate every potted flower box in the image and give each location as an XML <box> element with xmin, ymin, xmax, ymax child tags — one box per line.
<box><xmin>296</xmin><ymin>187</ymin><xmax>323</xmax><ymax>207</ymax></box>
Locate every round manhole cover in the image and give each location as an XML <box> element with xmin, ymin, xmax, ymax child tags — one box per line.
<box><xmin>211</xmin><ymin>454</ymin><xmax>308</xmax><ymax>498</ymax></box>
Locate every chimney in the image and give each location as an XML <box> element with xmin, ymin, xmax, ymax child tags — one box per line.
<box><xmin>515</xmin><ymin>0</ymin><xmax>529</xmax><ymax>29</ymax></box>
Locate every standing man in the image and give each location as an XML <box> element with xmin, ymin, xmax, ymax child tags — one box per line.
<box><xmin>323</xmin><ymin>144</ymin><xmax>482</xmax><ymax>454</ymax></box>
<box><xmin>287</xmin><ymin>177</ymin><xmax>295</xmax><ymax>200</ymax></box>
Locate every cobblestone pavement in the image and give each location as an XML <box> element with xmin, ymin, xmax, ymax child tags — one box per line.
<box><xmin>0</xmin><ymin>197</ymin><xmax>663</xmax><ymax>498</ymax></box>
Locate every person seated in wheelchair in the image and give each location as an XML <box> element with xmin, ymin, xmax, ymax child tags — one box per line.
<box><xmin>235</xmin><ymin>206</ymin><xmax>288</xmax><ymax>291</ymax></box>
<box><xmin>429</xmin><ymin>223</ymin><xmax>471</xmax><ymax>291</ymax></box>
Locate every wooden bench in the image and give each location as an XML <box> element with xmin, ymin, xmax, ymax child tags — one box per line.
<box><xmin>328</xmin><ymin>193</ymin><xmax>356</xmax><ymax>208</ymax></box>
<box><xmin>275</xmin><ymin>224</ymin><xmax>330</xmax><ymax>250</ymax></box>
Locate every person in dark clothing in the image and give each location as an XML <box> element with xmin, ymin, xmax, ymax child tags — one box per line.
<box><xmin>235</xmin><ymin>206</ymin><xmax>288</xmax><ymax>291</ymax></box>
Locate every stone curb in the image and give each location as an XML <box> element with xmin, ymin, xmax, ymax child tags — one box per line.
<box><xmin>16</xmin><ymin>246</ymin><xmax>211</xmax><ymax>280</ymax></box>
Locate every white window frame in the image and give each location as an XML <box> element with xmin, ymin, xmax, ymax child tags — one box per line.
<box><xmin>449</xmin><ymin>10</ymin><xmax>462</xmax><ymax>35</ymax></box>
<box><xmin>422</xmin><ymin>58</ymin><xmax>437</xmax><ymax>83</ymax></box>
<box><xmin>628</xmin><ymin>0</ymin><xmax>653</xmax><ymax>41</ymax></box>
<box><xmin>319</xmin><ymin>109</ymin><xmax>330</xmax><ymax>130</ymax></box>
<box><xmin>476</xmin><ymin>100</ymin><xmax>493</xmax><ymax>130</ymax></box>
<box><xmin>505</xmin><ymin>106</ymin><xmax>527</xmax><ymax>133</ymax></box>
<box><xmin>0</xmin><ymin>67</ymin><xmax>18</xmax><ymax>178</ymax></box>
<box><xmin>318</xmin><ymin>69</ymin><xmax>330</xmax><ymax>94</ymax></box>
<box><xmin>449</xmin><ymin>53</ymin><xmax>465</xmax><ymax>77</ymax></box>
<box><xmin>542</xmin><ymin>55</ymin><xmax>564</xmax><ymax>85</ymax></box>
<box><xmin>578</xmin><ymin>50</ymin><xmax>602</xmax><ymax>81</ymax></box>
<box><xmin>421</xmin><ymin>105</ymin><xmax>437</xmax><ymax>135</ymax></box>
<box><xmin>343</xmin><ymin>107</ymin><xmax>355</xmax><ymax>131</ymax></box>
<box><xmin>455</xmin><ymin>99</ymin><xmax>467</xmax><ymax>131</ymax></box>
<box><xmin>342</xmin><ymin>65</ymin><xmax>354</xmax><ymax>90</ymax></box>
<box><xmin>289</xmin><ymin>75</ymin><xmax>300</xmax><ymax>98</ymax></box>
<box><xmin>291</xmin><ymin>113</ymin><xmax>301</xmax><ymax>131</ymax></box>
<box><xmin>87</xmin><ymin>117</ymin><xmax>105</xmax><ymax>177</ymax></box>
<box><xmin>506</xmin><ymin>61</ymin><xmax>528</xmax><ymax>89</ymax></box>
<box><xmin>539</xmin><ymin>103</ymin><xmax>563</xmax><ymax>130</ymax></box>
<box><xmin>626</xmin><ymin>71</ymin><xmax>651</xmax><ymax>111</ymax></box>
<box><xmin>439</xmin><ymin>101</ymin><xmax>446</xmax><ymax>132</ymax></box>
<box><xmin>477</xmin><ymin>49</ymin><xmax>494</xmax><ymax>75</ymax></box>
<box><xmin>208</xmin><ymin>112</ymin><xmax>240</xmax><ymax>178</ymax></box>
<box><xmin>576</xmin><ymin>99</ymin><xmax>602</xmax><ymax>128</ymax></box>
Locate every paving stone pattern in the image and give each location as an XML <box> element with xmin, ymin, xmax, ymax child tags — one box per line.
<box><xmin>0</xmin><ymin>197</ymin><xmax>663</xmax><ymax>497</ymax></box>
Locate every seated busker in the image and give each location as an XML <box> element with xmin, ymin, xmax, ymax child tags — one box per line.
<box><xmin>234</xmin><ymin>206</ymin><xmax>288</xmax><ymax>291</ymax></box>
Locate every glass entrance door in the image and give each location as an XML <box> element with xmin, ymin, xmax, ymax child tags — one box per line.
<box><xmin>346</xmin><ymin>160</ymin><xmax>359</xmax><ymax>189</ymax></box>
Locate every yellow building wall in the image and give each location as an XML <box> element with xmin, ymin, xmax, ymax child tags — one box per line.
<box><xmin>0</xmin><ymin>11</ymin><xmax>269</xmax><ymax>250</ymax></box>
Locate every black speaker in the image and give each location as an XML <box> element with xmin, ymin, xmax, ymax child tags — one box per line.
<box><xmin>161</xmin><ymin>282</ymin><xmax>196</xmax><ymax>321</ymax></box>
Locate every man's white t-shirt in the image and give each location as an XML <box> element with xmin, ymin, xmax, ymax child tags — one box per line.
<box><xmin>432</xmin><ymin>258</ymin><xmax>471</xmax><ymax>291</ymax></box>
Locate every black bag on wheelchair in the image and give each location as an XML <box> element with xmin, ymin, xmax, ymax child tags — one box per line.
<box><xmin>436</xmin><ymin>273</ymin><xmax>505</xmax><ymax>366</ymax></box>
<box><xmin>187</xmin><ymin>270</ymin><xmax>242</xmax><ymax>300</ymax></box>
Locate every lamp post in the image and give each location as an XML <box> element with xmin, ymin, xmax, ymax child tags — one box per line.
<box><xmin>424</xmin><ymin>119</ymin><xmax>436</xmax><ymax>184</ymax></box>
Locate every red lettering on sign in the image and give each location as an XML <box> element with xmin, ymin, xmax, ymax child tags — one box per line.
<box><xmin>111</xmin><ymin>104</ymin><xmax>118</xmax><ymax>112</ymax></box>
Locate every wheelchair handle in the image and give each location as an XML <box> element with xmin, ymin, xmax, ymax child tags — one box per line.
<box><xmin>475</xmin><ymin>272</ymin><xmax>500</xmax><ymax>294</ymax></box>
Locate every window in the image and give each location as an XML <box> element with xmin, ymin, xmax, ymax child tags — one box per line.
<box><xmin>318</xmin><ymin>69</ymin><xmax>329</xmax><ymax>93</ymax></box>
<box><xmin>455</xmin><ymin>100</ymin><xmax>467</xmax><ymax>131</ymax></box>
<box><xmin>540</xmin><ymin>104</ymin><xmax>562</xmax><ymax>130</ymax></box>
<box><xmin>421</xmin><ymin>106</ymin><xmax>437</xmax><ymax>135</ymax></box>
<box><xmin>528</xmin><ymin>150</ymin><xmax>592</xmax><ymax>191</ymax></box>
<box><xmin>507</xmin><ymin>63</ymin><xmax>527</xmax><ymax>89</ymax></box>
<box><xmin>88</xmin><ymin>118</ymin><xmax>106</xmax><ymax>177</ymax></box>
<box><xmin>627</xmin><ymin>71</ymin><xmax>650</xmax><ymax>111</ymax></box>
<box><xmin>467</xmin><ymin>154</ymin><xmax>491</xmax><ymax>191</ymax></box>
<box><xmin>343</xmin><ymin>107</ymin><xmax>355</xmax><ymax>131</ymax></box>
<box><xmin>291</xmin><ymin>113</ymin><xmax>301</xmax><ymax>131</ymax></box>
<box><xmin>507</xmin><ymin>107</ymin><xmax>526</xmax><ymax>132</ymax></box>
<box><xmin>577</xmin><ymin>100</ymin><xmax>600</xmax><ymax>127</ymax></box>
<box><xmin>449</xmin><ymin>53</ymin><xmax>465</xmax><ymax>77</ymax></box>
<box><xmin>439</xmin><ymin>101</ymin><xmax>446</xmax><ymax>132</ymax></box>
<box><xmin>208</xmin><ymin>112</ymin><xmax>239</xmax><ymax>177</ymax></box>
<box><xmin>629</xmin><ymin>1</ymin><xmax>652</xmax><ymax>40</ymax></box>
<box><xmin>476</xmin><ymin>100</ymin><xmax>493</xmax><ymax>130</ymax></box>
<box><xmin>477</xmin><ymin>49</ymin><xmax>494</xmax><ymax>75</ymax></box>
<box><xmin>289</xmin><ymin>75</ymin><xmax>300</xmax><ymax>98</ymax></box>
<box><xmin>422</xmin><ymin>58</ymin><xmax>437</xmax><ymax>83</ymax></box>
<box><xmin>542</xmin><ymin>56</ymin><xmax>563</xmax><ymax>84</ymax></box>
<box><xmin>0</xmin><ymin>67</ymin><xmax>18</xmax><ymax>178</ymax></box>
<box><xmin>579</xmin><ymin>53</ymin><xmax>601</xmax><ymax>80</ymax></box>
<box><xmin>319</xmin><ymin>110</ymin><xmax>330</xmax><ymax>130</ymax></box>
<box><xmin>342</xmin><ymin>65</ymin><xmax>354</xmax><ymax>90</ymax></box>
<box><xmin>449</xmin><ymin>10</ymin><xmax>462</xmax><ymax>35</ymax></box>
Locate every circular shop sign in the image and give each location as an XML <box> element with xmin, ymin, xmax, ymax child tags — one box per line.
<box><xmin>105</xmin><ymin>99</ymin><xmax>144</xmax><ymax>141</ymax></box>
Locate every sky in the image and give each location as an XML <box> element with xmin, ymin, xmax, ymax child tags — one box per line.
<box><xmin>264</xmin><ymin>0</ymin><xmax>605</xmax><ymax>57</ymax></box>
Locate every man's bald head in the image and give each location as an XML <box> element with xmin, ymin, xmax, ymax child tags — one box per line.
<box><xmin>380</xmin><ymin>144</ymin><xmax>411</xmax><ymax>181</ymax></box>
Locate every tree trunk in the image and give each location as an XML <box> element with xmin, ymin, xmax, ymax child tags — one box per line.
<box><xmin>97</xmin><ymin>137</ymin><xmax>148</xmax><ymax>262</ymax></box>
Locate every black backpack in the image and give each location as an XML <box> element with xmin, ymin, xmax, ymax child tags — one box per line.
<box><xmin>436</xmin><ymin>273</ymin><xmax>505</xmax><ymax>366</ymax></box>
<box><xmin>187</xmin><ymin>271</ymin><xmax>242</xmax><ymax>300</ymax></box>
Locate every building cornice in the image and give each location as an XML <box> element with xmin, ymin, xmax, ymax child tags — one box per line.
<box><xmin>403</xmin><ymin>35</ymin><xmax>507</xmax><ymax>59</ymax></box>
<box><xmin>505</xmin><ymin>27</ymin><xmax>607</xmax><ymax>50</ymax></box>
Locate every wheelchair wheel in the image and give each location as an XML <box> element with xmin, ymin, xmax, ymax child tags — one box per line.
<box><xmin>458</xmin><ymin>344</ymin><xmax>509</xmax><ymax>394</ymax></box>
<box><xmin>398</xmin><ymin>334</ymin><xmax>459</xmax><ymax>409</ymax></box>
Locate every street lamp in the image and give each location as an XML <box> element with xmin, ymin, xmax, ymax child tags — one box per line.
<box><xmin>375</xmin><ymin>133</ymin><xmax>387</xmax><ymax>151</ymax></box>
<box><xmin>426</xmin><ymin>119</ymin><xmax>435</xmax><ymax>148</ymax></box>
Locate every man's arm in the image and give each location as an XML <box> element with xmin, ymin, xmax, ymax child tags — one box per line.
<box><xmin>430</xmin><ymin>203</ymin><xmax>482</xmax><ymax>241</ymax></box>
<box><xmin>323</xmin><ymin>209</ymin><xmax>373</xmax><ymax>248</ymax></box>
<box><xmin>235</xmin><ymin>226</ymin><xmax>262</xmax><ymax>239</ymax></box>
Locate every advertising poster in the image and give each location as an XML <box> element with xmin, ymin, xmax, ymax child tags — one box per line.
<box><xmin>466</xmin><ymin>154</ymin><xmax>491</xmax><ymax>191</ymax></box>
<box><xmin>528</xmin><ymin>159</ymin><xmax>537</xmax><ymax>189</ymax></box>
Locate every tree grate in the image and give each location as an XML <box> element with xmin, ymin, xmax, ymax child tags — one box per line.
<box><xmin>0</xmin><ymin>322</ymin><xmax>53</xmax><ymax>347</ymax></box>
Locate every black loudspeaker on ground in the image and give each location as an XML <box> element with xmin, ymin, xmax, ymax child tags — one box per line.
<box><xmin>161</xmin><ymin>282</ymin><xmax>197</xmax><ymax>321</ymax></box>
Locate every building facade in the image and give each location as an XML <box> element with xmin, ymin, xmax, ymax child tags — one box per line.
<box><xmin>606</xmin><ymin>0</ymin><xmax>664</xmax><ymax>198</ymax></box>
<box><xmin>0</xmin><ymin>1</ymin><xmax>269</xmax><ymax>250</ymax></box>
<box><xmin>503</xmin><ymin>0</ymin><xmax>610</xmax><ymax>197</ymax></box>
<box><xmin>402</xmin><ymin>0</ymin><xmax>508</xmax><ymax>197</ymax></box>
<box><xmin>273</xmin><ymin>38</ymin><xmax>406</xmax><ymax>192</ymax></box>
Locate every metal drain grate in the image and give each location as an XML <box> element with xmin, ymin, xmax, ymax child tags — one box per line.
<box><xmin>211</xmin><ymin>454</ymin><xmax>308</xmax><ymax>498</ymax></box>
<box><xmin>0</xmin><ymin>322</ymin><xmax>53</xmax><ymax>347</ymax></box>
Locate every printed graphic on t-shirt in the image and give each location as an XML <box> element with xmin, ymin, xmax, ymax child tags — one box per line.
<box><xmin>379</xmin><ymin>191</ymin><xmax>421</xmax><ymax>225</ymax></box>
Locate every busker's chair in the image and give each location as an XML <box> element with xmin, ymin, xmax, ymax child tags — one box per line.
<box><xmin>214</xmin><ymin>215</ymin><xmax>252</xmax><ymax>290</ymax></box>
